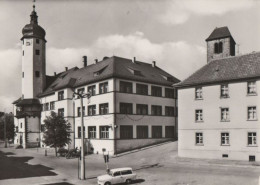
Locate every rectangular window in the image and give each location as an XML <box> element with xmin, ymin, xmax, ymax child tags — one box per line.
<box><xmin>151</xmin><ymin>86</ymin><xmax>162</xmax><ymax>97</ymax></box>
<box><xmin>221</xmin><ymin>133</ymin><xmax>230</xmax><ymax>146</ymax></box>
<box><xmin>220</xmin><ymin>84</ymin><xmax>229</xmax><ymax>98</ymax></box>
<box><xmin>99</xmin><ymin>103</ymin><xmax>108</xmax><ymax>115</ymax></box>
<box><xmin>99</xmin><ymin>82</ymin><xmax>108</xmax><ymax>94</ymax></box>
<box><xmin>35</xmin><ymin>71</ymin><xmax>40</xmax><ymax>77</ymax></box>
<box><xmin>120</xmin><ymin>81</ymin><xmax>133</xmax><ymax>93</ymax></box>
<box><xmin>195</xmin><ymin>133</ymin><xmax>203</xmax><ymax>145</ymax></box>
<box><xmin>248</xmin><ymin>132</ymin><xmax>257</xmax><ymax>146</ymax></box>
<box><xmin>136</xmin><ymin>104</ymin><xmax>148</xmax><ymax>115</ymax></box>
<box><xmin>137</xmin><ymin>126</ymin><xmax>148</xmax><ymax>139</ymax></box>
<box><xmin>58</xmin><ymin>91</ymin><xmax>64</xmax><ymax>100</ymax></box>
<box><xmin>165</xmin><ymin>88</ymin><xmax>174</xmax><ymax>98</ymax></box>
<box><xmin>35</xmin><ymin>49</ymin><xmax>40</xmax><ymax>55</ymax></box>
<box><xmin>100</xmin><ymin>126</ymin><xmax>109</xmax><ymax>139</ymax></box>
<box><xmin>88</xmin><ymin>105</ymin><xmax>96</xmax><ymax>116</ymax></box>
<box><xmin>120</xmin><ymin>103</ymin><xmax>133</xmax><ymax>114</ymax></box>
<box><xmin>58</xmin><ymin>108</ymin><xmax>64</xmax><ymax>117</ymax></box>
<box><xmin>221</xmin><ymin>108</ymin><xmax>229</xmax><ymax>121</ymax></box>
<box><xmin>77</xmin><ymin>88</ymin><xmax>85</xmax><ymax>98</ymax></box>
<box><xmin>222</xmin><ymin>154</ymin><xmax>228</xmax><ymax>158</ymax></box>
<box><xmin>136</xmin><ymin>83</ymin><xmax>148</xmax><ymax>95</ymax></box>
<box><xmin>152</xmin><ymin>126</ymin><xmax>162</xmax><ymax>138</ymax></box>
<box><xmin>23</xmin><ymin>50</ymin><xmax>24</xmax><ymax>56</ymax></box>
<box><xmin>165</xmin><ymin>126</ymin><xmax>174</xmax><ymax>138</ymax></box>
<box><xmin>36</xmin><ymin>39</ymin><xmax>40</xmax><ymax>44</ymax></box>
<box><xmin>249</xmin><ymin>155</ymin><xmax>256</xmax><ymax>162</ymax></box>
<box><xmin>77</xmin><ymin>106</ymin><xmax>85</xmax><ymax>117</ymax></box>
<box><xmin>22</xmin><ymin>72</ymin><xmax>24</xmax><ymax>78</ymax></box>
<box><xmin>151</xmin><ymin>105</ymin><xmax>162</xmax><ymax>116</ymax></box>
<box><xmin>50</xmin><ymin>101</ymin><xmax>55</xmax><ymax>110</ymax></box>
<box><xmin>20</xmin><ymin>122</ymin><xmax>22</xmax><ymax>129</ymax></box>
<box><xmin>88</xmin><ymin>126</ymin><xmax>96</xmax><ymax>139</ymax></box>
<box><xmin>44</xmin><ymin>103</ymin><xmax>49</xmax><ymax>111</ymax></box>
<box><xmin>165</xmin><ymin>106</ymin><xmax>175</xmax><ymax>116</ymax></box>
<box><xmin>195</xmin><ymin>87</ymin><xmax>203</xmax><ymax>99</ymax></box>
<box><xmin>248</xmin><ymin>106</ymin><xmax>257</xmax><ymax>120</ymax></box>
<box><xmin>78</xmin><ymin>126</ymin><xmax>85</xmax><ymax>138</ymax></box>
<box><xmin>120</xmin><ymin>125</ymin><xmax>133</xmax><ymax>139</ymax></box>
<box><xmin>88</xmin><ymin>85</ymin><xmax>96</xmax><ymax>96</ymax></box>
<box><xmin>248</xmin><ymin>81</ymin><xmax>257</xmax><ymax>95</ymax></box>
<box><xmin>195</xmin><ymin>109</ymin><xmax>203</xmax><ymax>122</ymax></box>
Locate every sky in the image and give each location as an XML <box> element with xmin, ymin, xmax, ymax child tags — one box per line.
<box><xmin>0</xmin><ymin>0</ymin><xmax>260</xmax><ymax>112</ymax></box>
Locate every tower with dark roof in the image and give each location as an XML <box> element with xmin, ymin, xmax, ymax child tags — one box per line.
<box><xmin>21</xmin><ymin>4</ymin><xmax>46</xmax><ymax>99</ymax></box>
<box><xmin>206</xmin><ymin>26</ymin><xmax>236</xmax><ymax>63</ymax></box>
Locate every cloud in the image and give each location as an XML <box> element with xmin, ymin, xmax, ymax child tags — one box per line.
<box><xmin>158</xmin><ymin>0</ymin><xmax>254</xmax><ymax>25</ymax></box>
<box><xmin>0</xmin><ymin>32</ymin><xmax>206</xmax><ymax>111</ymax></box>
<box><xmin>47</xmin><ymin>31</ymin><xmax>206</xmax><ymax>80</ymax></box>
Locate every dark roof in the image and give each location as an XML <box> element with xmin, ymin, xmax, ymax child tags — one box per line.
<box><xmin>175</xmin><ymin>52</ymin><xmax>260</xmax><ymax>88</ymax></box>
<box><xmin>206</xmin><ymin>27</ymin><xmax>235</xmax><ymax>43</ymax></box>
<box><xmin>39</xmin><ymin>56</ymin><xmax>180</xmax><ymax>97</ymax></box>
<box><xmin>15</xmin><ymin>99</ymin><xmax>41</xmax><ymax>106</ymax></box>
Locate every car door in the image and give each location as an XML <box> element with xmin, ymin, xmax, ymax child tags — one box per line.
<box><xmin>112</xmin><ymin>171</ymin><xmax>122</xmax><ymax>184</ymax></box>
<box><xmin>121</xmin><ymin>170</ymin><xmax>132</xmax><ymax>182</ymax></box>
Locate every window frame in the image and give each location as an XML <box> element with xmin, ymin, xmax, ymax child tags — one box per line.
<box><xmin>99</xmin><ymin>103</ymin><xmax>109</xmax><ymax>115</ymax></box>
<box><xmin>100</xmin><ymin>126</ymin><xmax>109</xmax><ymax>139</ymax></box>
<box><xmin>220</xmin><ymin>107</ymin><xmax>230</xmax><ymax>122</ymax></box>
<box><xmin>120</xmin><ymin>103</ymin><xmax>133</xmax><ymax>114</ymax></box>
<box><xmin>88</xmin><ymin>85</ymin><xmax>96</xmax><ymax>96</ymax></box>
<box><xmin>221</xmin><ymin>132</ymin><xmax>230</xmax><ymax>146</ymax></box>
<box><xmin>220</xmin><ymin>84</ymin><xmax>229</xmax><ymax>98</ymax></box>
<box><xmin>151</xmin><ymin>86</ymin><xmax>162</xmax><ymax>97</ymax></box>
<box><xmin>88</xmin><ymin>126</ymin><xmax>96</xmax><ymax>139</ymax></box>
<box><xmin>99</xmin><ymin>82</ymin><xmax>108</xmax><ymax>94</ymax></box>
<box><xmin>58</xmin><ymin>108</ymin><xmax>65</xmax><ymax>117</ymax></box>
<box><xmin>136</xmin><ymin>125</ymin><xmax>148</xmax><ymax>139</ymax></box>
<box><xmin>120</xmin><ymin>125</ymin><xmax>133</xmax><ymax>139</ymax></box>
<box><xmin>136</xmin><ymin>104</ymin><xmax>148</xmax><ymax>115</ymax></box>
<box><xmin>195</xmin><ymin>109</ymin><xmax>203</xmax><ymax>122</ymax></box>
<box><xmin>58</xmin><ymin>91</ymin><xmax>64</xmax><ymax>101</ymax></box>
<box><xmin>195</xmin><ymin>132</ymin><xmax>203</xmax><ymax>145</ymax></box>
<box><xmin>248</xmin><ymin>132</ymin><xmax>257</xmax><ymax>146</ymax></box>
<box><xmin>195</xmin><ymin>87</ymin><xmax>203</xmax><ymax>100</ymax></box>
<box><xmin>136</xmin><ymin>83</ymin><xmax>148</xmax><ymax>95</ymax></box>
<box><xmin>120</xmin><ymin>81</ymin><xmax>133</xmax><ymax>93</ymax></box>
<box><xmin>248</xmin><ymin>106</ymin><xmax>257</xmax><ymax>121</ymax></box>
<box><xmin>165</xmin><ymin>106</ymin><xmax>175</xmax><ymax>117</ymax></box>
<box><xmin>88</xmin><ymin>105</ymin><xmax>96</xmax><ymax>116</ymax></box>
<box><xmin>151</xmin><ymin>105</ymin><xmax>162</xmax><ymax>116</ymax></box>
<box><xmin>35</xmin><ymin>49</ymin><xmax>40</xmax><ymax>55</ymax></box>
<box><xmin>152</xmin><ymin>126</ymin><xmax>162</xmax><ymax>138</ymax></box>
<box><xmin>247</xmin><ymin>81</ymin><xmax>257</xmax><ymax>95</ymax></box>
<box><xmin>165</xmin><ymin>88</ymin><xmax>175</xmax><ymax>98</ymax></box>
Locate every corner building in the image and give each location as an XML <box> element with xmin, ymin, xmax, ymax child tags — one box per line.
<box><xmin>13</xmin><ymin>6</ymin><xmax>179</xmax><ymax>155</ymax></box>
<box><xmin>176</xmin><ymin>27</ymin><xmax>260</xmax><ymax>161</ymax></box>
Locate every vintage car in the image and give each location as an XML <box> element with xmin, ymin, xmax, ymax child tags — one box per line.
<box><xmin>97</xmin><ymin>167</ymin><xmax>136</xmax><ymax>185</ymax></box>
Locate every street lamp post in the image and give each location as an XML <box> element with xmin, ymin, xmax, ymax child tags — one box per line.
<box><xmin>72</xmin><ymin>89</ymin><xmax>91</xmax><ymax>180</ymax></box>
<box><xmin>4</xmin><ymin>114</ymin><xmax>7</xmax><ymax>148</ymax></box>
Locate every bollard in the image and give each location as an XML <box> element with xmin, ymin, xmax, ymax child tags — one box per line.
<box><xmin>45</xmin><ymin>149</ymin><xmax>47</xmax><ymax>156</ymax></box>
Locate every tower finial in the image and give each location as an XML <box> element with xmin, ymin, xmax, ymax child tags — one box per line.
<box><xmin>33</xmin><ymin>0</ymin><xmax>36</xmax><ymax>11</ymax></box>
<box><xmin>30</xmin><ymin>0</ymin><xmax>38</xmax><ymax>24</ymax></box>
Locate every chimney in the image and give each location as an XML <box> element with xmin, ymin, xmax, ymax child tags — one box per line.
<box><xmin>133</xmin><ymin>57</ymin><xmax>136</xmax><ymax>63</ymax></box>
<box><xmin>65</xmin><ymin>67</ymin><xmax>68</xmax><ymax>71</ymax></box>
<box><xmin>54</xmin><ymin>72</ymin><xmax>56</xmax><ymax>76</ymax></box>
<box><xmin>152</xmin><ymin>61</ymin><xmax>156</xmax><ymax>67</ymax></box>
<box><xmin>83</xmin><ymin>56</ymin><xmax>87</xmax><ymax>67</ymax></box>
<box><xmin>95</xmin><ymin>59</ymin><xmax>98</xmax><ymax>64</ymax></box>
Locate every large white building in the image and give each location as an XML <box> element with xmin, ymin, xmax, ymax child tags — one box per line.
<box><xmin>176</xmin><ymin>27</ymin><xmax>260</xmax><ymax>161</ymax></box>
<box><xmin>13</xmin><ymin>6</ymin><xmax>179</xmax><ymax>155</ymax></box>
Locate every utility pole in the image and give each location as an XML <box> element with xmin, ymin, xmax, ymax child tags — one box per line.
<box><xmin>4</xmin><ymin>113</ymin><xmax>7</xmax><ymax>148</ymax></box>
<box><xmin>72</xmin><ymin>89</ymin><xmax>91</xmax><ymax>180</ymax></box>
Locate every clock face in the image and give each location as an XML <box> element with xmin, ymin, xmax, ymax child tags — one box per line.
<box><xmin>26</xmin><ymin>41</ymin><xmax>31</xmax><ymax>46</ymax></box>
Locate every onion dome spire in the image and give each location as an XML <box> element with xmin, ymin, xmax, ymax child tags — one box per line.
<box><xmin>30</xmin><ymin>4</ymin><xmax>38</xmax><ymax>24</ymax></box>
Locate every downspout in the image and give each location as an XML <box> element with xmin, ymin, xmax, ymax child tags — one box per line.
<box><xmin>113</xmin><ymin>78</ymin><xmax>117</xmax><ymax>155</ymax></box>
<box><xmin>175</xmin><ymin>88</ymin><xmax>178</xmax><ymax>141</ymax></box>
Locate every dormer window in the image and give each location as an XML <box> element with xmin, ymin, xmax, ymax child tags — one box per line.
<box><xmin>36</xmin><ymin>39</ymin><xmax>40</xmax><ymax>44</ymax></box>
<box><xmin>93</xmin><ymin>66</ymin><xmax>108</xmax><ymax>77</ymax></box>
<box><xmin>214</xmin><ymin>42</ymin><xmax>223</xmax><ymax>54</ymax></box>
<box><xmin>127</xmin><ymin>68</ymin><xmax>142</xmax><ymax>76</ymax></box>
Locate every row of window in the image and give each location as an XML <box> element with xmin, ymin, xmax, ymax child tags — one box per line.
<box><xmin>195</xmin><ymin>106</ymin><xmax>257</xmax><ymax>122</ymax></box>
<box><xmin>195</xmin><ymin>132</ymin><xmax>257</xmax><ymax>146</ymax></box>
<box><xmin>22</xmin><ymin>49</ymin><xmax>40</xmax><ymax>56</ymax></box>
<box><xmin>195</xmin><ymin>81</ymin><xmax>257</xmax><ymax>100</ymax></box>
<box><xmin>77</xmin><ymin>125</ymin><xmax>175</xmax><ymax>139</ymax></box>
<box><xmin>120</xmin><ymin>81</ymin><xmax>177</xmax><ymax>98</ymax></box>
<box><xmin>22</xmin><ymin>38</ymin><xmax>40</xmax><ymax>45</ymax></box>
<box><xmin>42</xmin><ymin>102</ymin><xmax>55</xmax><ymax>111</ymax></box>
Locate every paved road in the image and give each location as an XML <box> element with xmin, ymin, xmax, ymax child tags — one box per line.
<box><xmin>0</xmin><ymin>142</ymin><xmax>260</xmax><ymax>185</ymax></box>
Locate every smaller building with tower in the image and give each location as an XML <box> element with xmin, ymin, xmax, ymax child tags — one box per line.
<box><xmin>12</xmin><ymin>5</ymin><xmax>179</xmax><ymax>155</ymax></box>
<box><xmin>176</xmin><ymin>27</ymin><xmax>260</xmax><ymax>162</ymax></box>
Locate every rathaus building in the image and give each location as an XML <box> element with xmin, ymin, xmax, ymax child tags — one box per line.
<box><xmin>13</xmin><ymin>5</ymin><xmax>179</xmax><ymax>155</ymax></box>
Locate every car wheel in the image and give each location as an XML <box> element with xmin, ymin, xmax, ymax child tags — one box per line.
<box><xmin>104</xmin><ymin>182</ymin><xmax>111</xmax><ymax>185</ymax></box>
<box><xmin>126</xmin><ymin>179</ymin><xmax>132</xmax><ymax>184</ymax></box>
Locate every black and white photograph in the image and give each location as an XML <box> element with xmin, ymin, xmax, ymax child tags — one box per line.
<box><xmin>0</xmin><ymin>0</ymin><xmax>260</xmax><ymax>185</ymax></box>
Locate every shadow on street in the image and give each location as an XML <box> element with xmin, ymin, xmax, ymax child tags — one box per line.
<box><xmin>43</xmin><ymin>182</ymin><xmax>74</xmax><ymax>185</ymax></box>
<box><xmin>0</xmin><ymin>150</ymin><xmax>57</xmax><ymax>180</ymax></box>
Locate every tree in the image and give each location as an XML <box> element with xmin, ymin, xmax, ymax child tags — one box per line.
<box><xmin>0</xmin><ymin>112</ymin><xmax>15</xmax><ymax>141</ymax></box>
<box><xmin>43</xmin><ymin>111</ymin><xmax>71</xmax><ymax>156</ymax></box>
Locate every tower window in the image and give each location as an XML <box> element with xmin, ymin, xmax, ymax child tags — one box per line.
<box><xmin>36</xmin><ymin>49</ymin><xmax>40</xmax><ymax>55</ymax></box>
<box><xmin>214</xmin><ymin>42</ymin><xmax>223</xmax><ymax>54</ymax></box>
<box><xmin>35</xmin><ymin>71</ymin><xmax>40</xmax><ymax>77</ymax></box>
<box><xmin>23</xmin><ymin>50</ymin><xmax>24</xmax><ymax>56</ymax></box>
<box><xmin>22</xmin><ymin>72</ymin><xmax>24</xmax><ymax>78</ymax></box>
<box><xmin>36</xmin><ymin>39</ymin><xmax>40</xmax><ymax>44</ymax></box>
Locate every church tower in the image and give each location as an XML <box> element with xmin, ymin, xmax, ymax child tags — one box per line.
<box><xmin>21</xmin><ymin>4</ymin><xmax>46</xmax><ymax>99</ymax></box>
<box><xmin>206</xmin><ymin>27</ymin><xmax>236</xmax><ymax>63</ymax></box>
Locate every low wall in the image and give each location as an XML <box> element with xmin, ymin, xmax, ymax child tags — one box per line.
<box><xmin>116</xmin><ymin>138</ymin><xmax>173</xmax><ymax>154</ymax></box>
